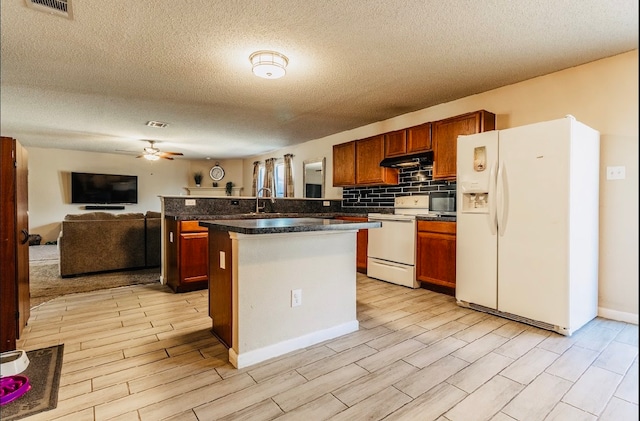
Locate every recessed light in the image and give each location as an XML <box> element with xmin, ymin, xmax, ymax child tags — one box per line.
<box><xmin>146</xmin><ymin>121</ymin><xmax>169</xmax><ymax>128</ymax></box>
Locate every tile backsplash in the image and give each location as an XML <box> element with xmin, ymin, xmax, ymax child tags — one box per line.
<box><xmin>342</xmin><ymin>164</ymin><xmax>456</xmax><ymax>208</ymax></box>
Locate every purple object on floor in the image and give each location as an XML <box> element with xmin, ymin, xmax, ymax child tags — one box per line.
<box><xmin>0</xmin><ymin>375</ymin><xmax>31</xmax><ymax>405</ymax></box>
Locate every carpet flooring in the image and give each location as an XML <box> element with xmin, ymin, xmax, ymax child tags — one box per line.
<box><xmin>0</xmin><ymin>344</ymin><xmax>64</xmax><ymax>421</ymax></box>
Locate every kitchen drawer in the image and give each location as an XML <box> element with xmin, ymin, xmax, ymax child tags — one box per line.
<box><xmin>417</xmin><ymin>220</ymin><xmax>456</xmax><ymax>234</ymax></box>
<box><xmin>180</xmin><ymin>220</ymin><xmax>208</xmax><ymax>232</ymax></box>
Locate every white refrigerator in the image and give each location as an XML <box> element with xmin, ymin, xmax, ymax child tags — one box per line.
<box><xmin>455</xmin><ymin>116</ymin><xmax>599</xmax><ymax>336</ymax></box>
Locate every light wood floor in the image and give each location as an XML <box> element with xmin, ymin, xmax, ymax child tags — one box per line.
<box><xmin>17</xmin><ymin>274</ymin><xmax>638</xmax><ymax>421</ymax></box>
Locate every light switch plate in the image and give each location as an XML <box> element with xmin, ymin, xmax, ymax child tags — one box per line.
<box><xmin>185</xmin><ymin>199</ymin><xmax>196</xmax><ymax>206</ymax></box>
<box><xmin>323</xmin><ymin>201</ymin><xmax>330</xmax><ymax>206</ymax></box>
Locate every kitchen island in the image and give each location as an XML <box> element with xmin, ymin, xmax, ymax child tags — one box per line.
<box><xmin>199</xmin><ymin>217</ymin><xmax>380</xmax><ymax>369</ymax></box>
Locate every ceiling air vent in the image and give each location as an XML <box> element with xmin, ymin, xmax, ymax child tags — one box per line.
<box><xmin>25</xmin><ymin>0</ymin><xmax>73</xmax><ymax>19</ymax></box>
<box><xmin>146</xmin><ymin>121</ymin><xmax>169</xmax><ymax>128</ymax></box>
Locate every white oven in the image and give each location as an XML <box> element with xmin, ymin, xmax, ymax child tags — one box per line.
<box><xmin>367</xmin><ymin>195</ymin><xmax>429</xmax><ymax>288</ymax></box>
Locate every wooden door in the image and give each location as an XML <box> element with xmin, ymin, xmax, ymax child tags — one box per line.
<box><xmin>356</xmin><ymin>135</ymin><xmax>398</xmax><ymax>185</ymax></box>
<box><xmin>416</xmin><ymin>221</ymin><xmax>456</xmax><ymax>290</ymax></box>
<box><xmin>1</xmin><ymin>137</ymin><xmax>30</xmax><ymax>352</ymax></box>
<box><xmin>432</xmin><ymin>110</ymin><xmax>495</xmax><ymax>180</ymax></box>
<box><xmin>407</xmin><ymin>122</ymin><xmax>432</xmax><ymax>153</ymax></box>
<box><xmin>384</xmin><ymin>130</ymin><xmax>407</xmax><ymax>158</ymax></box>
<box><xmin>332</xmin><ymin>141</ymin><xmax>356</xmax><ymax>186</ymax></box>
<box><xmin>179</xmin><ymin>232</ymin><xmax>209</xmax><ymax>284</ymax></box>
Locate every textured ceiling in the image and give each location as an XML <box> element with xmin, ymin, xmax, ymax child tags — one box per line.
<box><xmin>1</xmin><ymin>0</ymin><xmax>637</xmax><ymax>159</ymax></box>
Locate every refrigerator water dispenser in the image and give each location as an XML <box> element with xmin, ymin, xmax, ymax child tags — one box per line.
<box><xmin>461</xmin><ymin>192</ymin><xmax>489</xmax><ymax>213</ymax></box>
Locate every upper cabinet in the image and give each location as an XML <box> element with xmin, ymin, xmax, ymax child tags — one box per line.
<box><xmin>384</xmin><ymin>130</ymin><xmax>408</xmax><ymax>158</ymax></box>
<box><xmin>333</xmin><ymin>141</ymin><xmax>356</xmax><ymax>186</ymax></box>
<box><xmin>332</xmin><ymin>110</ymin><xmax>494</xmax><ymax>186</ymax></box>
<box><xmin>333</xmin><ymin>136</ymin><xmax>398</xmax><ymax>187</ymax></box>
<box><xmin>432</xmin><ymin>110</ymin><xmax>496</xmax><ymax>180</ymax></box>
<box><xmin>407</xmin><ymin>122</ymin><xmax>432</xmax><ymax>154</ymax></box>
<box><xmin>384</xmin><ymin>123</ymin><xmax>432</xmax><ymax>159</ymax></box>
<box><xmin>356</xmin><ymin>135</ymin><xmax>398</xmax><ymax>185</ymax></box>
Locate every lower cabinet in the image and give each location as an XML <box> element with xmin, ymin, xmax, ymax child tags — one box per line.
<box><xmin>165</xmin><ymin>219</ymin><xmax>209</xmax><ymax>292</ymax></box>
<box><xmin>335</xmin><ymin>216</ymin><xmax>368</xmax><ymax>273</ymax></box>
<box><xmin>416</xmin><ymin>220</ymin><xmax>456</xmax><ymax>290</ymax></box>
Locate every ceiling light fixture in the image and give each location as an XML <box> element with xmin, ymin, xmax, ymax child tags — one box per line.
<box><xmin>249</xmin><ymin>50</ymin><xmax>289</xmax><ymax>79</ymax></box>
<box><xmin>144</xmin><ymin>153</ymin><xmax>160</xmax><ymax>161</ymax></box>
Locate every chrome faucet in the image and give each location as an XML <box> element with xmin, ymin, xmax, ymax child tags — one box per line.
<box><xmin>255</xmin><ymin>187</ymin><xmax>275</xmax><ymax>213</ymax></box>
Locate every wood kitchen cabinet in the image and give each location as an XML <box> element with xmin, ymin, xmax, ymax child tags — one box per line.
<box><xmin>416</xmin><ymin>220</ymin><xmax>456</xmax><ymax>291</ymax></box>
<box><xmin>335</xmin><ymin>216</ymin><xmax>368</xmax><ymax>273</ymax></box>
<box><xmin>384</xmin><ymin>129</ymin><xmax>408</xmax><ymax>157</ymax></box>
<box><xmin>333</xmin><ymin>141</ymin><xmax>356</xmax><ymax>186</ymax></box>
<box><xmin>165</xmin><ymin>219</ymin><xmax>209</xmax><ymax>292</ymax></box>
<box><xmin>356</xmin><ymin>135</ymin><xmax>398</xmax><ymax>185</ymax></box>
<box><xmin>407</xmin><ymin>122</ymin><xmax>432</xmax><ymax>153</ymax></box>
<box><xmin>432</xmin><ymin>110</ymin><xmax>495</xmax><ymax>180</ymax></box>
<box><xmin>208</xmin><ymin>230</ymin><xmax>232</xmax><ymax>347</ymax></box>
<box><xmin>333</xmin><ymin>136</ymin><xmax>398</xmax><ymax>187</ymax></box>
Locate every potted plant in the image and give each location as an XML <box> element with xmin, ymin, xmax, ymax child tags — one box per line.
<box><xmin>225</xmin><ymin>181</ymin><xmax>234</xmax><ymax>196</ymax></box>
<box><xmin>193</xmin><ymin>171</ymin><xmax>203</xmax><ymax>187</ymax></box>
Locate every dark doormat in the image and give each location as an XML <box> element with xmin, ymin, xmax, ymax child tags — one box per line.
<box><xmin>1</xmin><ymin>344</ymin><xmax>64</xmax><ymax>421</ymax></box>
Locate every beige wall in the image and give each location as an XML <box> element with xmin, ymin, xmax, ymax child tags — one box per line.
<box><xmin>27</xmin><ymin>148</ymin><xmax>192</xmax><ymax>243</ymax></box>
<box><xmin>23</xmin><ymin>50</ymin><xmax>638</xmax><ymax>322</ymax></box>
<box><xmin>243</xmin><ymin>50</ymin><xmax>639</xmax><ymax>322</ymax></box>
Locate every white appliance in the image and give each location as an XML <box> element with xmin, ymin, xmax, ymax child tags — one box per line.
<box><xmin>456</xmin><ymin>116</ymin><xmax>599</xmax><ymax>336</ymax></box>
<box><xmin>367</xmin><ymin>196</ymin><xmax>429</xmax><ymax>288</ymax></box>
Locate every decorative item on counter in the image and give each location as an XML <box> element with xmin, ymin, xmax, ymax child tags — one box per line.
<box><xmin>193</xmin><ymin>171</ymin><xmax>203</xmax><ymax>187</ymax></box>
<box><xmin>225</xmin><ymin>181</ymin><xmax>234</xmax><ymax>196</ymax></box>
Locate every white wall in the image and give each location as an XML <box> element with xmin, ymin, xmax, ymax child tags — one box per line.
<box><xmin>241</xmin><ymin>50</ymin><xmax>639</xmax><ymax>322</ymax></box>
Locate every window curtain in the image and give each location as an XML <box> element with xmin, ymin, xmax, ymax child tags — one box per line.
<box><xmin>283</xmin><ymin>154</ymin><xmax>294</xmax><ymax>197</ymax></box>
<box><xmin>251</xmin><ymin>161</ymin><xmax>261</xmax><ymax>196</ymax></box>
<box><xmin>263</xmin><ymin>158</ymin><xmax>276</xmax><ymax>196</ymax></box>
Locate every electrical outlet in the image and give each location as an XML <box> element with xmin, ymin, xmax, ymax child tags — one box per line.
<box><xmin>185</xmin><ymin>199</ymin><xmax>196</xmax><ymax>206</ymax></box>
<box><xmin>606</xmin><ymin>166</ymin><xmax>626</xmax><ymax>180</ymax></box>
<box><xmin>291</xmin><ymin>289</ymin><xmax>302</xmax><ymax>307</ymax></box>
<box><xmin>323</xmin><ymin>201</ymin><xmax>330</xmax><ymax>207</ymax></box>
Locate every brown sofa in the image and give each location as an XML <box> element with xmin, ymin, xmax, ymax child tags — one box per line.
<box><xmin>58</xmin><ymin>211</ymin><xmax>160</xmax><ymax>277</ymax></box>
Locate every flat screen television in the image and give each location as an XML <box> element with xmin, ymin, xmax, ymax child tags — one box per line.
<box><xmin>71</xmin><ymin>172</ymin><xmax>138</xmax><ymax>204</ymax></box>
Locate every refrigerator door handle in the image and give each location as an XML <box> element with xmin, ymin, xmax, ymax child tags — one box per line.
<box><xmin>497</xmin><ymin>161</ymin><xmax>509</xmax><ymax>236</ymax></box>
<box><xmin>488</xmin><ymin>161</ymin><xmax>498</xmax><ymax>235</ymax></box>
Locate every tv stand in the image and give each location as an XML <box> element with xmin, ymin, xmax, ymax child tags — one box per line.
<box><xmin>85</xmin><ymin>205</ymin><xmax>125</xmax><ymax>210</ymax></box>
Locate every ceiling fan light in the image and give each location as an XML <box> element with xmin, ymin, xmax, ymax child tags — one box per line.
<box><xmin>144</xmin><ymin>154</ymin><xmax>160</xmax><ymax>161</ymax></box>
<box><xmin>250</xmin><ymin>50</ymin><xmax>288</xmax><ymax>79</ymax></box>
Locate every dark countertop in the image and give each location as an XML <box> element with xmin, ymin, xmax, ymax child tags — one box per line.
<box><xmin>165</xmin><ymin>212</ymin><xmax>369</xmax><ymax>221</ymax></box>
<box><xmin>199</xmin><ymin>217</ymin><xmax>381</xmax><ymax>235</ymax></box>
<box><xmin>416</xmin><ymin>214</ymin><xmax>457</xmax><ymax>222</ymax></box>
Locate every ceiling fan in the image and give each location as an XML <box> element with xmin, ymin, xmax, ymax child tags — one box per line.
<box><xmin>136</xmin><ymin>140</ymin><xmax>183</xmax><ymax>161</ymax></box>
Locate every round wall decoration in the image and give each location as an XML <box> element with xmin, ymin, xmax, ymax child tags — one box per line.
<box><xmin>209</xmin><ymin>164</ymin><xmax>225</xmax><ymax>181</ymax></box>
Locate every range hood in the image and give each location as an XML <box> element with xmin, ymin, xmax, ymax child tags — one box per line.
<box><xmin>379</xmin><ymin>151</ymin><xmax>433</xmax><ymax>168</ymax></box>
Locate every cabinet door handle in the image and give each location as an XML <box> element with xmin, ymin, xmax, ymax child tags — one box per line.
<box><xmin>20</xmin><ymin>229</ymin><xmax>29</xmax><ymax>245</ymax></box>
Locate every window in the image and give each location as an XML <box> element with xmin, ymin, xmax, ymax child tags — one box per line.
<box><xmin>256</xmin><ymin>160</ymin><xmax>285</xmax><ymax>197</ymax></box>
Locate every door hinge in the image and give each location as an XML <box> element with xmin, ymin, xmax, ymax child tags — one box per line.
<box><xmin>15</xmin><ymin>311</ymin><xmax>20</xmax><ymax>320</ymax></box>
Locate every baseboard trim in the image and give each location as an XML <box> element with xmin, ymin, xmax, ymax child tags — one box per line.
<box><xmin>229</xmin><ymin>320</ymin><xmax>359</xmax><ymax>369</ymax></box>
<box><xmin>598</xmin><ymin>307</ymin><xmax>638</xmax><ymax>325</ymax></box>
